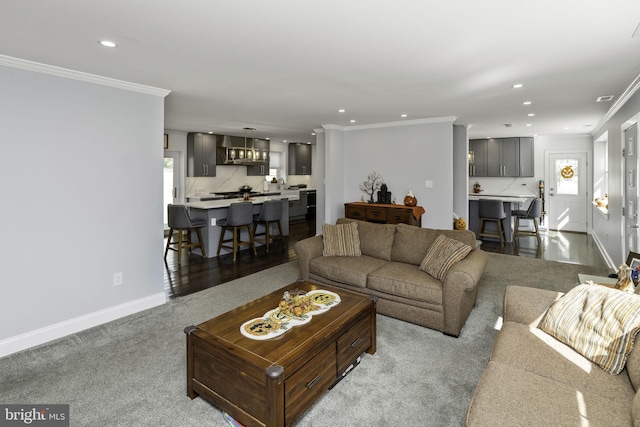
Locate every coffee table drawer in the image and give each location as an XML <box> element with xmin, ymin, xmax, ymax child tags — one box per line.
<box><xmin>285</xmin><ymin>343</ymin><xmax>337</xmax><ymax>425</ymax></box>
<box><xmin>336</xmin><ymin>315</ymin><xmax>372</xmax><ymax>374</ymax></box>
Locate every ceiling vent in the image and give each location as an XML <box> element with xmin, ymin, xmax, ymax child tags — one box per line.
<box><xmin>596</xmin><ymin>95</ymin><xmax>615</xmax><ymax>103</ymax></box>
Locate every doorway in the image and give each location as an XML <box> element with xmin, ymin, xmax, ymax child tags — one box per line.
<box><xmin>624</xmin><ymin>123</ymin><xmax>639</xmax><ymax>255</ymax></box>
<box><xmin>163</xmin><ymin>151</ymin><xmax>182</xmax><ymax>230</ymax></box>
<box><xmin>546</xmin><ymin>152</ymin><xmax>588</xmax><ymax>232</ymax></box>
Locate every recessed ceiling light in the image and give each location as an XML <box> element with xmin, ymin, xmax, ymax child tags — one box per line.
<box><xmin>350</xmin><ymin>119</ymin><xmax>356</xmax><ymax>123</ymax></box>
<box><xmin>401</xmin><ymin>114</ymin><xmax>408</xmax><ymax>118</ymax></box>
<box><xmin>338</xmin><ymin>109</ymin><xmax>346</xmax><ymax>113</ymax></box>
<box><xmin>563</xmin><ymin>127</ymin><xmax>570</xmax><ymax>130</ymax></box>
<box><xmin>528</xmin><ymin>113</ymin><xmax>535</xmax><ymax>117</ymax></box>
<box><xmin>208</xmin><ymin>131</ymin><xmax>214</xmax><ymax>134</ymax></box>
<box><xmin>311</xmin><ymin>132</ymin><xmax>316</xmax><ymax>136</ymax></box>
<box><xmin>596</xmin><ymin>95</ymin><xmax>615</xmax><ymax>103</ymax></box>
<box><xmin>99</xmin><ymin>40</ymin><xmax>118</xmax><ymax>48</ymax></box>
<box><xmin>283</xmin><ymin>140</ymin><xmax>287</xmax><ymax>143</ymax></box>
<box><xmin>526</xmin><ymin>124</ymin><xmax>532</xmax><ymax>127</ymax></box>
<box><xmin>512</xmin><ymin>83</ymin><xmax>524</xmax><ymax>89</ymax></box>
<box><xmin>523</xmin><ymin>101</ymin><xmax>532</xmax><ymax>105</ymax></box>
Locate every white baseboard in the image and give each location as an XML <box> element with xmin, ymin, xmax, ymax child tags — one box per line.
<box><xmin>0</xmin><ymin>293</ymin><xmax>167</xmax><ymax>358</ymax></box>
<box><xmin>591</xmin><ymin>232</ymin><xmax>616</xmax><ymax>271</ymax></box>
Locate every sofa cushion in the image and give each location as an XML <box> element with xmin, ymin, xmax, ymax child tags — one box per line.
<box><xmin>322</xmin><ymin>222</ymin><xmax>361</xmax><ymax>257</ymax></box>
<box><xmin>466</xmin><ymin>360</ymin><xmax>634</xmax><ymax>427</ymax></box>
<box><xmin>391</xmin><ymin>223</ymin><xmax>476</xmax><ymax>265</ymax></box>
<box><xmin>492</xmin><ymin>321</ymin><xmax>635</xmax><ymax>396</ymax></box>
<box><xmin>539</xmin><ymin>284</ymin><xmax>640</xmax><ymax>375</ymax></box>
<box><xmin>337</xmin><ymin>218</ymin><xmax>396</xmax><ymax>261</ymax></box>
<box><xmin>367</xmin><ymin>262</ymin><xmax>443</xmax><ymax>305</ymax></box>
<box><xmin>309</xmin><ymin>255</ymin><xmax>387</xmax><ymax>288</ymax></box>
<box><xmin>419</xmin><ymin>234</ymin><xmax>472</xmax><ymax>280</ymax></box>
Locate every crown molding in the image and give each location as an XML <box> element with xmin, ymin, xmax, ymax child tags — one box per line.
<box><xmin>0</xmin><ymin>54</ymin><xmax>171</xmax><ymax>98</ymax></box>
<box><xmin>592</xmin><ymin>71</ymin><xmax>640</xmax><ymax>136</ymax></box>
<box><xmin>322</xmin><ymin>116</ymin><xmax>457</xmax><ymax>132</ymax></box>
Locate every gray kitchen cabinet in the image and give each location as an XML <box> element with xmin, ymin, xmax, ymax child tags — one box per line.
<box><xmin>469</xmin><ymin>137</ymin><xmax>533</xmax><ymax>177</ymax></box>
<box><xmin>469</xmin><ymin>139</ymin><xmax>488</xmax><ymax>177</ymax></box>
<box><xmin>289</xmin><ymin>191</ymin><xmax>308</xmax><ymax>220</ymax></box>
<box><xmin>246</xmin><ymin>139</ymin><xmax>270</xmax><ymax>176</ymax></box>
<box><xmin>187</xmin><ymin>133</ymin><xmax>216</xmax><ymax>177</ymax></box>
<box><xmin>288</xmin><ymin>143</ymin><xmax>312</xmax><ymax>175</ymax></box>
<box><xmin>487</xmin><ymin>138</ymin><xmax>519</xmax><ymax>177</ymax></box>
<box><xmin>519</xmin><ymin>137</ymin><xmax>534</xmax><ymax>177</ymax></box>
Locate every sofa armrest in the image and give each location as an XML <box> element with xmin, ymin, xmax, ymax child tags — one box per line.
<box><xmin>441</xmin><ymin>249</ymin><xmax>489</xmax><ymax>336</ymax></box>
<box><xmin>444</xmin><ymin>249</ymin><xmax>489</xmax><ymax>293</ymax></box>
<box><xmin>294</xmin><ymin>236</ymin><xmax>324</xmax><ymax>280</ymax></box>
<box><xmin>503</xmin><ymin>285</ymin><xmax>563</xmax><ymax>326</ymax></box>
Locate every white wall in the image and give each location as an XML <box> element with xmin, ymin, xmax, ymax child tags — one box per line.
<box><xmin>592</xmin><ymin>85</ymin><xmax>640</xmax><ymax>268</ymax></box>
<box><xmin>0</xmin><ymin>62</ymin><xmax>167</xmax><ymax>356</ymax></box>
<box><xmin>323</xmin><ymin>118</ymin><xmax>456</xmax><ymax>229</ymax></box>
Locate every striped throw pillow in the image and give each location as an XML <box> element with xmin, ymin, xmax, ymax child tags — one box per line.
<box><xmin>419</xmin><ymin>234</ymin><xmax>472</xmax><ymax>280</ymax></box>
<box><xmin>322</xmin><ymin>222</ymin><xmax>362</xmax><ymax>257</ymax></box>
<box><xmin>539</xmin><ymin>284</ymin><xmax>640</xmax><ymax>375</ymax></box>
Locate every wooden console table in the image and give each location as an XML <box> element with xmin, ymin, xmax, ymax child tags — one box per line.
<box><xmin>344</xmin><ymin>202</ymin><xmax>424</xmax><ymax>227</ymax></box>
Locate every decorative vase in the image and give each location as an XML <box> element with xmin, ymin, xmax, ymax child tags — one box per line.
<box><xmin>404</xmin><ymin>189</ymin><xmax>417</xmax><ymax>207</ymax></box>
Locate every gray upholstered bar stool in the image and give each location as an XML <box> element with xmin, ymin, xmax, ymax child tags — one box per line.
<box><xmin>512</xmin><ymin>198</ymin><xmax>542</xmax><ymax>241</ymax></box>
<box><xmin>217</xmin><ymin>202</ymin><xmax>257</xmax><ymax>261</ymax></box>
<box><xmin>253</xmin><ymin>200</ymin><xmax>284</xmax><ymax>253</ymax></box>
<box><xmin>478</xmin><ymin>199</ymin><xmax>507</xmax><ymax>246</ymax></box>
<box><xmin>164</xmin><ymin>204</ymin><xmax>207</xmax><ymax>264</ymax></box>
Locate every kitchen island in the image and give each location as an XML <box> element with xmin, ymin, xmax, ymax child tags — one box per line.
<box><xmin>468</xmin><ymin>194</ymin><xmax>532</xmax><ymax>243</ymax></box>
<box><xmin>185</xmin><ymin>193</ymin><xmax>295</xmax><ymax>258</ymax></box>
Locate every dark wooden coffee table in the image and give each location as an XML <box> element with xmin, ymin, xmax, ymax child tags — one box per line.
<box><xmin>184</xmin><ymin>280</ymin><xmax>377</xmax><ymax>427</ymax></box>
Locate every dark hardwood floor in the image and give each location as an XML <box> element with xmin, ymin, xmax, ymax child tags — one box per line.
<box><xmin>164</xmin><ymin>218</ymin><xmax>316</xmax><ymax>299</ymax></box>
<box><xmin>164</xmin><ymin>220</ymin><xmax>611</xmax><ymax>300</ymax></box>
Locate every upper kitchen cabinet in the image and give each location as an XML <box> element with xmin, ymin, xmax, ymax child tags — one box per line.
<box><xmin>288</xmin><ymin>143</ymin><xmax>312</xmax><ymax>175</ymax></box>
<box><xmin>487</xmin><ymin>137</ymin><xmax>519</xmax><ymax>177</ymax></box>
<box><xmin>469</xmin><ymin>139</ymin><xmax>488</xmax><ymax>177</ymax></box>
<box><xmin>518</xmin><ymin>137</ymin><xmax>534</xmax><ymax>177</ymax></box>
<box><xmin>246</xmin><ymin>138</ymin><xmax>270</xmax><ymax>176</ymax></box>
<box><xmin>187</xmin><ymin>133</ymin><xmax>216</xmax><ymax>177</ymax></box>
<box><xmin>469</xmin><ymin>137</ymin><xmax>534</xmax><ymax>178</ymax></box>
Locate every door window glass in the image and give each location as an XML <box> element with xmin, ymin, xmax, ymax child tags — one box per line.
<box><xmin>556</xmin><ymin>159</ymin><xmax>579</xmax><ymax>195</ymax></box>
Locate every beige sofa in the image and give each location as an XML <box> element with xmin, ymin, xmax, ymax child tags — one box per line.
<box><xmin>466</xmin><ymin>285</ymin><xmax>640</xmax><ymax>426</ymax></box>
<box><xmin>295</xmin><ymin>219</ymin><xmax>488</xmax><ymax>337</ymax></box>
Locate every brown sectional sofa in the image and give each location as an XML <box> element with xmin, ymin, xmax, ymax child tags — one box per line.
<box><xmin>466</xmin><ymin>285</ymin><xmax>640</xmax><ymax>426</ymax></box>
<box><xmin>294</xmin><ymin>218</ymin><xmax>488</xmax><ymax>337</ymax></box>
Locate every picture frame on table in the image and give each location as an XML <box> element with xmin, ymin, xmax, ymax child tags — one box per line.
<box><xmin>626</xmin><ymin>251</ymin><xmax>640</xmax><ymax>270</ymax></box>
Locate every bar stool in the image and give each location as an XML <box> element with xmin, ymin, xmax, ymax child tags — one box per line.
<box><xmin>478</xmin><ymin>199</ymin><xmax>506</xmax><ymax>246</ymax></box>
<box><xmin>253</xmin><ymin>200</ymin><xmax>284</xmax><ymax>253</ymax></box>
<box><xmin>512</xmin><ymin>198</ymin><xmax>542</xmax><ymax>241</ymax></box>
<box><xmin>217</xmin><ymin>202</ymin><xmax>256</xmax><ymax>261</ymax></box>
<box><xmin>164</xmin><ymin>204</ymin><xmax>207</xmax><ymax>264</ymax></box>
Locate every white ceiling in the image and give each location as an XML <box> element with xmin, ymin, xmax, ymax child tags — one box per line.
<box><xmin>2</xmin><ymin>0</ymin><xmax>640</xmax><ymax>142</ymax></box>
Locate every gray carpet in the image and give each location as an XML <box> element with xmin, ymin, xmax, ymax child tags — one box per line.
<box><xmin>0</xmin><ymin>254</ymin><xmax>607</xmax><ymax>426</ymax></box>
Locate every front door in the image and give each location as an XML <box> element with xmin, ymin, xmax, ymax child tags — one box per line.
<box><xmin>625</xmin><ymin>123</ymin><xmax>639</xmax><ymax>254</ymax></box>
<box><xmin>547</xmin><ymin>152</ymin><xmax>588</xmax><ymax>232</ymax></box>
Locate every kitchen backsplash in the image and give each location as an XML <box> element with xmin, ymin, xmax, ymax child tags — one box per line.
<box><xmin>468</xmin><ymin>176</ymin><xmax>540</xmax><ymax>196</ymax></box>
<box><xmin>186</xmin><ymin>166</ymin><xmax>312</xmax><ymax>196</ymax></box>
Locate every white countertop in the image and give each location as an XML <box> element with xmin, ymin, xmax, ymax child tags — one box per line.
<box><xmin>186</xmin><ymin>193</ymin><xmax>298</xmax><ymax>210</ymax></box>
<box><xmin>468</xmin><ymin>194</ymin><xmax>530</xmax><ymax>203</ymax></box>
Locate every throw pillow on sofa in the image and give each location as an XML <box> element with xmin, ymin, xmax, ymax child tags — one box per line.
<box><xmin>419</xmin><ymin>234</ymin><xmax>472</xmax><ymax>280</ymax></box>
<box><xmin>322</xmin><ymin>222</ymin><xmax>362</xmax><ymax>257</ymax></box>
<box><xmin>539</xmin><ymin>283</ymin><xmax>640</xmax><ymax>375</ymax></box>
